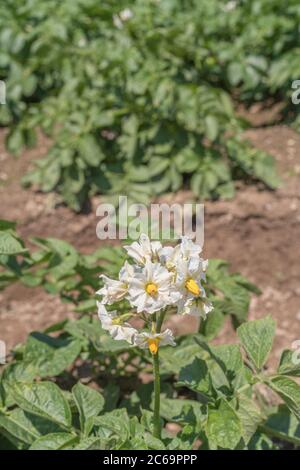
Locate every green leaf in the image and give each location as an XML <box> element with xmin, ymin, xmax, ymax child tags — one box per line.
<box><xmin>79</xmin><ymin>135</ymin><xmax>104</xmax><ymax>167</ymax></box>
<box><xmin>211</xmin><ymin>343</ymin><xmax>248</xmax><ymax>390</ymax></box>
<box><xmin>144</xmin><ymin>433</ymin><xmax>166</xmax><ymax>450</ymax></box>
<box><xmin>72</xmin><ymin>383</ymin><xmax>104</xmax><ymax>436</ymax></box>
<box><xmin>204</xmin><ymin>115</ymin><xmax>219</xmax><ymax>141</ymax></box>
<box><xmin>73</xmin><ymin>437</ymin><xmax>105</xmax><ymax>450</ymax></box>
<box><xmin>278</xmin><ymin>349</ymin><xmax>300</xmax><ymax>377</ymax></box>
<box><xmin>0</xmin><ymin>409</ymin><xmax>63</xmax><ymax>445</ymax></box>
<box><xmin>192</xmin><ymin>339</ymin><xmax>232</xmax><ymax>395</ymax></box>
<box><xmin>269</xmin><ymin>376</ymin><xmax>300</xmax><ymax>421</ymax></box>
<box><xmin>11</xmin><ymin>382</ymin><xmax>72</xmax><ymax>429</ymax></box>
<box><xmin>221</xmin><ymin>280</ymin><xmax>250</xmax><ymax>322</ymax></box>
<box><xmin>160</xmin><ymin>339</ymin><xmax>202</xmax><ymax>375</ymax></box>
<box><xmin>0</xmin><ymin>428</ymin><xmax>28</xmax><ymax>450</ymax></box>
<box><xmin>6</xmin><ymin>128</ymin><xmax>24</xmax><ymax>155</ymax></box>
<box><xmin>206</xmin><ymin>399</ymin><xmax>242</xmax><ymax>449</ymax></box>
<box><xmin>159</xmin><ymin>397</ymin><xmax>204</xmax><ymax>425</ymax></box>
<box><xmin>216</xmin><ymin>181</ymin><xmax>235</xmax><ymax>199</ymax></box>
<box><xmin>0</xmin><ymin>232</ymin><xmax>26</xmax><ymax>255</ymax></box>
<box><xmin>22</xmin><ymin>75</ymin><xmax>37</xmax><ymax>96</ymax></box>
<box><xmin>262</xmin><ymin>405</ymin><xmax>300</xmax><ymax>446</ymax></box>
<box><xmin>24</xmin><ymin>333</ymin><xmax>81</xmax><ymax>378</ymax></box>
<box><xmin>1</xmin><ymin>362</ymin><xmax>38</xmax><ymax>407</ymax></box>
<box><xmin>0</xmin><ymin>220</ymin><xmax>16</xmax><ymax>230</ymax></box>
<box><xmin>247</xmin><ymin>431</ymin><xmax>278</xmax><ymax>450</ymax></box>
<box><xmin>237</xmin><ymin>316</ymin><xmax>276</xmax><ymax>370</ymax></box>
<box><xmin>93</xmin><ymin>409</ymin><xmax>130</xmax><ymax>443</ymax></box>
<box><xmin>200</xmin><ymin>308</ymin><xmax>225</xmax><ymax>340</ymax></box>
<box><xmin>190</xmin><ymin>172</ymin><xmax>203</xmax><ymax>197</ymax></box>
<box><xmin>177</xmin><ymin>357</ymin><xmax>213</xmax><ymax>401</ymax></box>
<box><xmin>0</xmin><ymin>409</ymin><xmax>39</xmax><ymax>445</ymax></box>
<box><xmin>236</xmin><ymin>395</ymin><xmax>262</xmax><ymax>444</ymax></box>
<box><xmin>227</xmin><ymin>62</ymin><xmax>243</xmax><ymax>86</ymax></box>
<box><xmin>253</xmin><ymin>154</ymin><xmax>280</xmax><ymax>189</ymax></box>
<box><xmin>30</xmin><ymin>433</ymin><xmax>77</xmax><ymax>450</ymax></box>
<box><xmin>40</xmin><ymin>159</ymin><xmax>61</xmax><ymax>192</ymax></box>
<box><xmin>174</xmin><ymin>149</ymin><xmax>199</xmax><ymax>173</ymax></box>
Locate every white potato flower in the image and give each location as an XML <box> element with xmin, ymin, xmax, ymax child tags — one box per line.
<box><xmin>97</xmin><ymin>303</ymin><xmax>137</xmax><ymax>343</ymax></box>
<box><xmin>180</xmin><ymin>236</ymin><xmax>202</xmax><ymax>260</ymax></box>
<box><xmin>134</xmin><ymin>328</ymin><xmax>176</xmax><ymax>355</ymax></box>
<box><xmin>180</xmin><ymin>294</ymin><xmax>214</xmax><ymax>318</ymax></box>
<box><xmin>159</xmin><ymin>244</ymin><xmax>181</xmax><ymax>273</ymax></box>
<box><xmin>175</xmin><ymin>257</ymin><xmax>209</xmax><ymax>315</ymax></box>
<box><xmin>124</xmin><ymin>234</ymin><xmax>162</xmax><ymax>266</ymax></box>
<box><xmin>160</xmin><ymin>236</ymin><xmax>203</xmax><ymax>273</ymax></box>
<box><xmin>97</xmin><ymin>261</ymin><xmax>134</xmax><ymax>304</ymax></box>
<box><xmin>176</xmin><ymin>257</ymin><xmax>207</xmax><ymax>293</ymax></box>
<box><xmin>127</xmin><ymin>261</ymin><xmax>180</xmax><ymax>314</ymax></box>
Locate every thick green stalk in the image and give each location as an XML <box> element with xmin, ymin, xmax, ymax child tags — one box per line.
<box><xmin>152</xmin><ymin>310</ymin><xmax>166</xmax><ymax>440</ymax></box>
<box><xmin>156</xmin><ymin>309</ymin><xmax>166</xmax><ymax>333</ymax></box>
<box><xmin>153</xmin><ymin>350</ymin><xmax>161</xmax><ymax>439</ymax></box>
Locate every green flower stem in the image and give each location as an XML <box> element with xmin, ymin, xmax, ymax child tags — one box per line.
<box><xmin>153</xmin><ymin>350</ymin><xmax>161</xmax><ymax>439</ymax></box>
<box><xmin>152</xmin><ymin>309</ymin><xmax>167</xmax><ymax>440</ymax></box>
<box><xmin>156</xmin><ymin>309</ymin><xmax>166</xmax><ymax>333</ymax></box>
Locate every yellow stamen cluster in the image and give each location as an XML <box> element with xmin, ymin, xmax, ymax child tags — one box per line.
<box><xmin>112</xmin><ymin>317</ymin><xmax>122</xmax><ymax>325</ymax></box>
<box><xmin>145</xmin><ymin>282</ymin><xmax>158</xmax><ymax>296</ymax></box>
<box><xmin>148</xmin><ymin>338</ymin><xmax>160</xmax><ymax>355</ymax></box>
<box><xmin>185</xmin><ymin>278</ymin><xmax>200</xmax><ymax>296</ymax></box>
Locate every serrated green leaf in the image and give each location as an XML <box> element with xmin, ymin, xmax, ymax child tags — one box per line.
<box><xmin>93</xmin><ymin>409</ymin><xmax>130</xmax><ymax>443</ymax></box>
<box><xmin>237</xmin><ymin>316</ymin><xmax>276</xmax><ymax>370</ymax></box>
<box><xmin>206</xmin><ymin>399</ymin><xmax>242</xmax><ymax>449</ymax></box>
<box><xmin>30</xmin><ymin>432</ymin><xmax>77</xmax><ymax>450</ymax></box>
<box><xmin>0</xmin><ymin>409</ymin><xmax>63</xmax><ymax>445</ymax></box>
<box><xmin>24</xmin><ymin>333</ymin><xmax>81</xmax><ymax>378</ymax></box>
<box><xmin>278</xmin><ymin>349</ymin><xmax>300</xmax><ymax>377</ymax></box>
<box><xmin>73</xmin><ymin>437</ymin><xmax>105</xmax><ymax>450</ymax></box>
<box><xmin>11</xmin><ymin>382</ymin><xmax>72</xmax><ymax>429</ymax></box>
<box><xmin>159</xmin><ymin>397</ymin><xmax>205</xmax><ymax>425</ymax></box>
<box><xmin>236</xmin><ymin>395</ymin><xmax>262</xmax><ymax>444</ymax></box>
<box><xmin>144</xmin><ymin>433</ymin><xmax>166</xmax><ymax>450</ymax></box>
<box><xmin>178</xmin><ymin>357</ymin><xmax>213</xmax><ymax>401</ymax></box>
<box><xmin>269</xmin><ymin>375</ymin><xmax>300</xmax><ymax>421</ymax></box>
<box><xmin>72</xmin><ymin>383</ymin><xmax>104</xmax><ymax>436</ymax></box>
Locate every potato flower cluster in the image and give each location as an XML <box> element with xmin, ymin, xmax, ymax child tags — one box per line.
<box><xmin>97</xmin><ymin>234</ymin><xmax>213</xmax><ymax>354</ymax></box>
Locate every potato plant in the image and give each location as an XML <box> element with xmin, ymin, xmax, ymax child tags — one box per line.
<box><xmin>0</xmin><ymin>0</ymin><xmax>283</xmax><ymax>210</ymax></box>
<box><xmin>0</xmin><ymin>1</ymin><xmax>299</xmax><ymax>451</ymax></box>
<box><xmin>1</xmin><ymin>312</ymin><xmax>300</xmax><ymax>449</ymax></box>
<box><xmin>0</xmin><ymin>227</ymin><xmax>300</xmax><ymax>450</ymax></box>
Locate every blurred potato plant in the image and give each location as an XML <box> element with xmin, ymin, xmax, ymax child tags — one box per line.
<box><xmin>0</xmin><ymin>0</ymin><xmax>289</xmax><ymax>210</ymax></box>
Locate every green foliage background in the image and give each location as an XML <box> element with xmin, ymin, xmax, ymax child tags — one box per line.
<box><xmin>2</xmin><ymin>0</ymin><xmax>297</xmax><ymax>209</ymax></box>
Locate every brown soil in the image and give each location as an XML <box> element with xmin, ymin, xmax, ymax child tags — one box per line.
<box><xmin>0</xmin><ymin>124</ymin><xmax>300</xmax><ymax>370</ymax></box>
